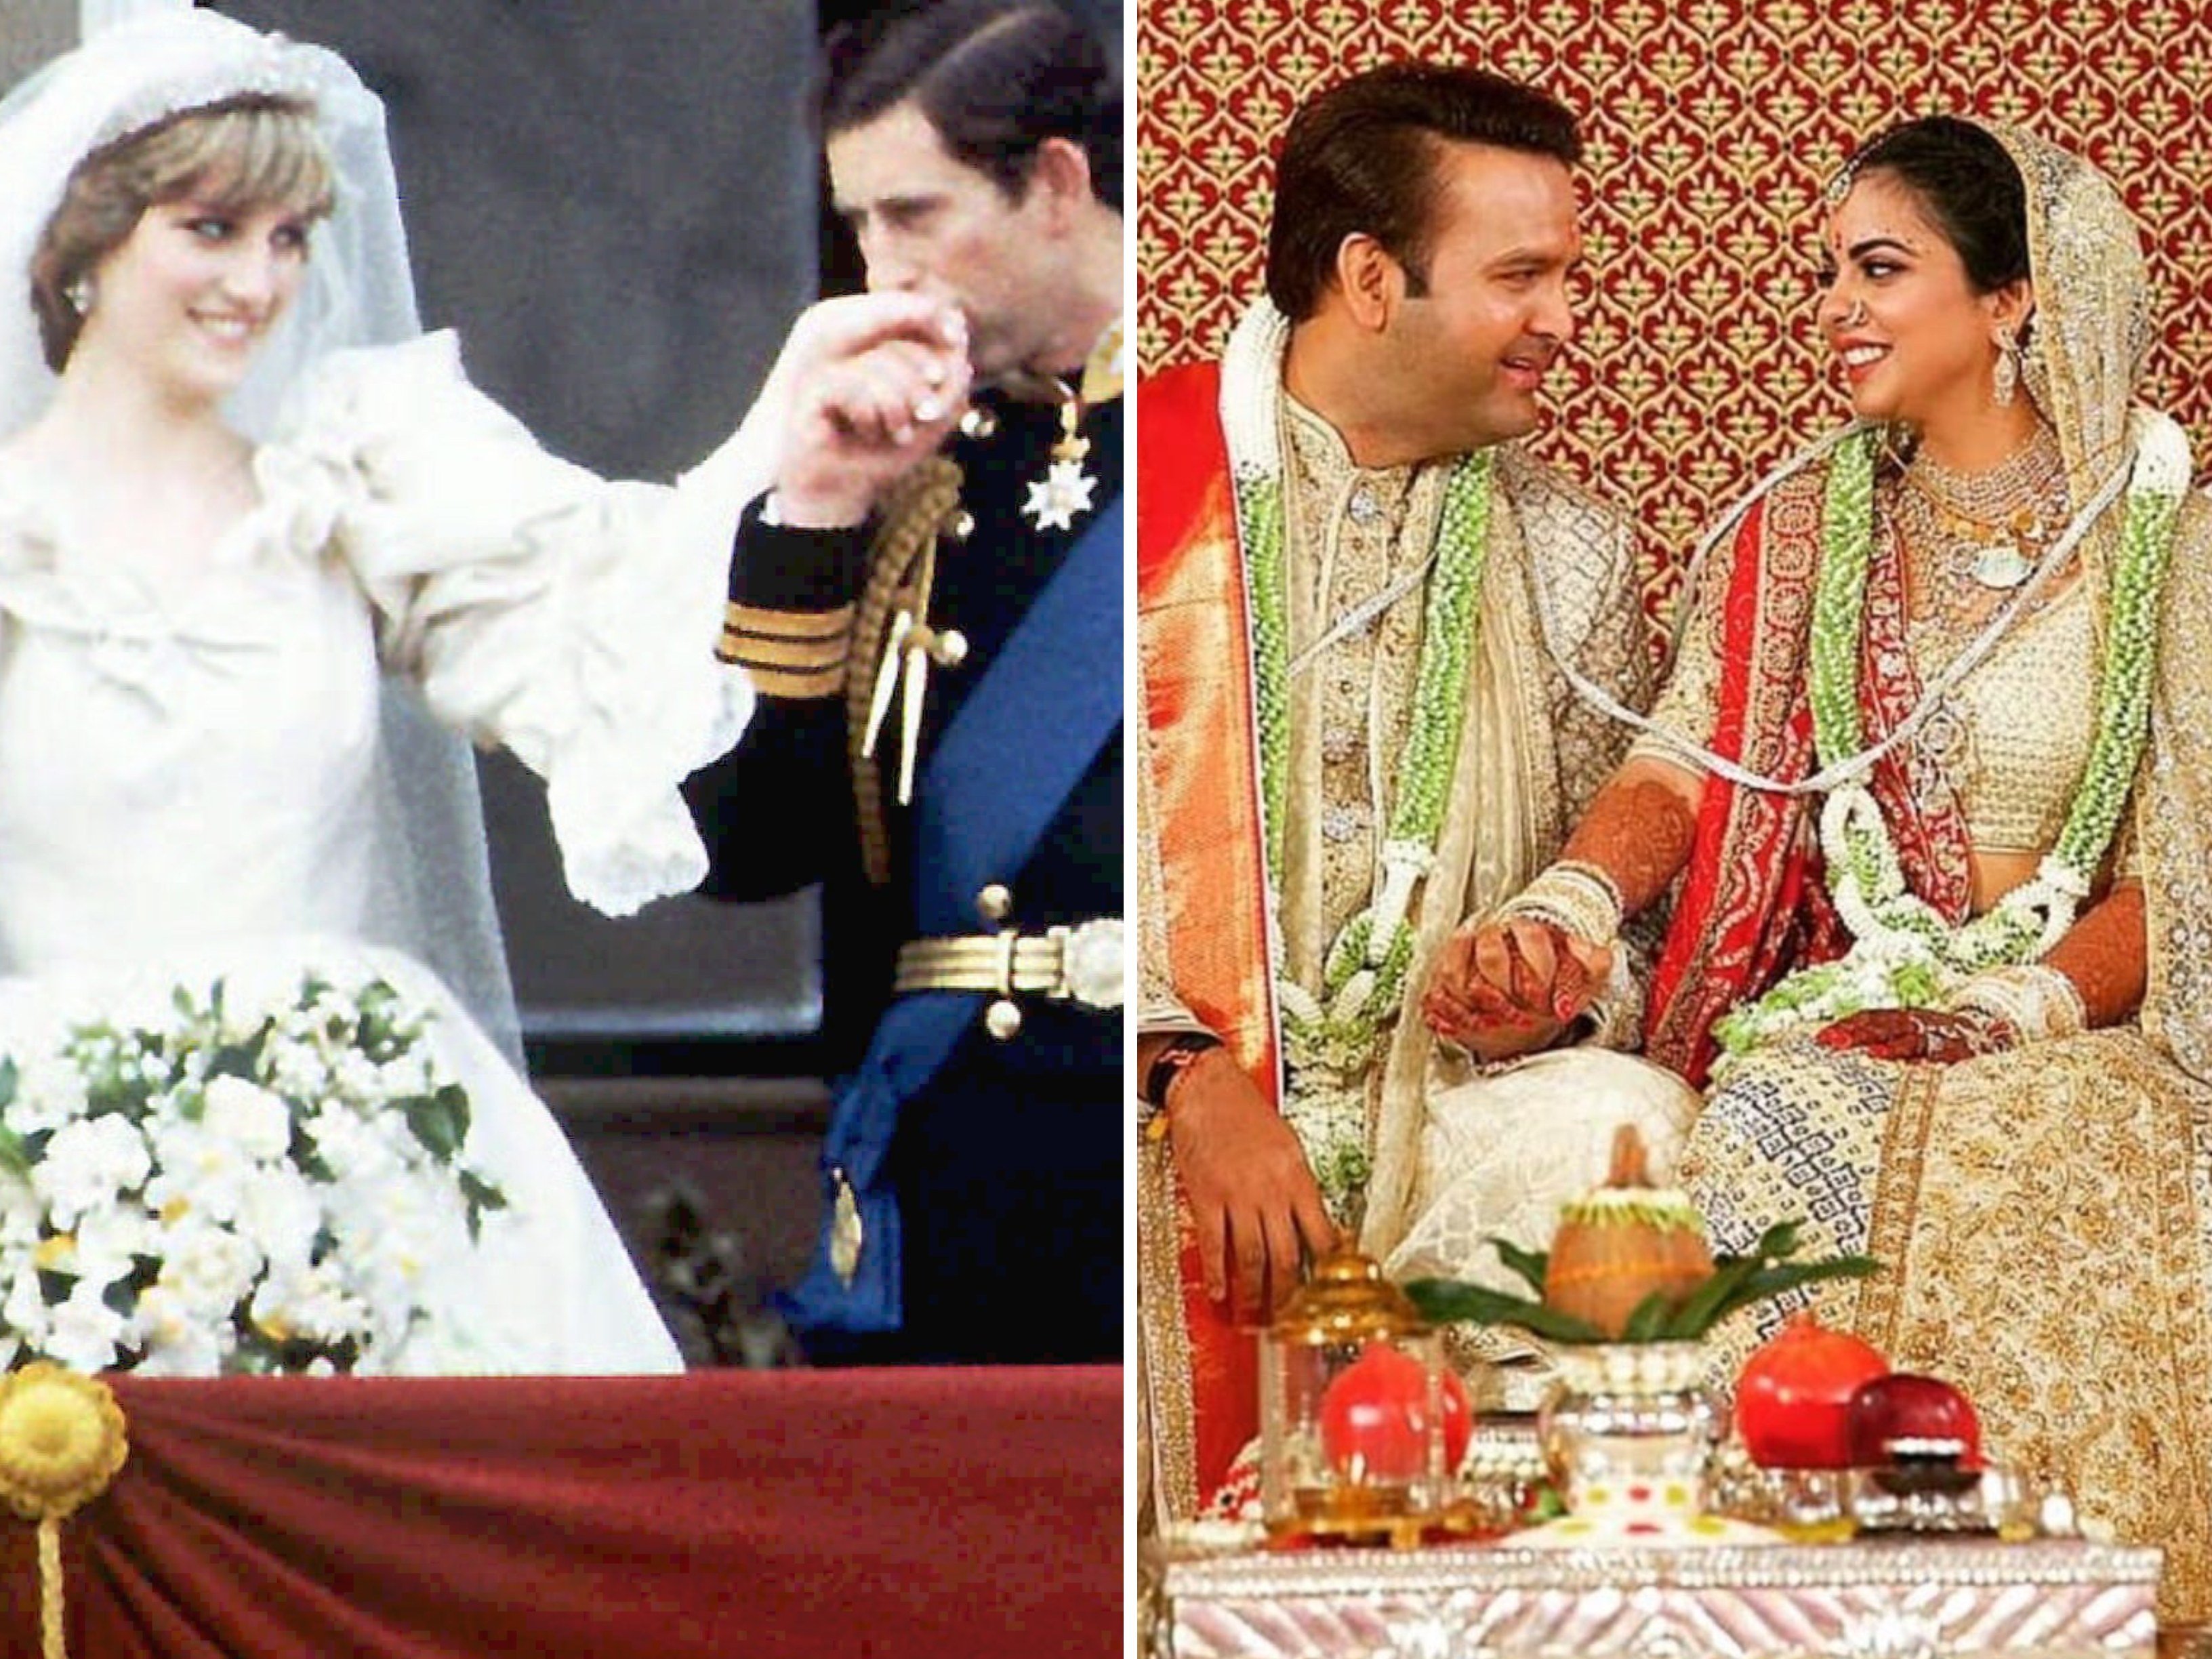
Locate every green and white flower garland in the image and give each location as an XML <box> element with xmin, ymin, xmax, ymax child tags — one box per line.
<box><xmin>1713</xmin><ymin>411</ymin><xmax>2190</xmax><ymax>1054</ymax></box>
<box><xmin>1221</xmin><ymin>302</ymin><xmax>1496</xmax><ymax>1216</ymax></box>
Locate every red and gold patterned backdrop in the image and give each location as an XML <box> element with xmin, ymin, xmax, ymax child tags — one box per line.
<box><xmin>1137</xmin><ymin>0</ymin><xmax>2212</xmax><ymax>614</ymax></box>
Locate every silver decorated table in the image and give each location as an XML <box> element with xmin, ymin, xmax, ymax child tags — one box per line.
<box><xmin>1157</xmin><ymin>1540</ymin><xmax>2163</xmax><ymax>1658</ymax></box>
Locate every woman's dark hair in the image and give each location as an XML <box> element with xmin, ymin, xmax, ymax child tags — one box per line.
<box><xmin>823</xmin><ymin>0</ymin><xmax>1120</xmax><ymax>208</ymax></box>
<box><xmin>1266</xmin><ymin>62</ymin><xmax>1582</xmax><ymax>323</ymax></box>
<box><xmin>1847</xmin><ymin>116</ymin><xmax>2030</xmax><ymax>294</ymax></box>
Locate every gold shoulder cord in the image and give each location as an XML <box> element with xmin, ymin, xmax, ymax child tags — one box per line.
<box><xmin>845</xmin><ymin>457</ymin><xmax>965</xmax><ymax>887</ymax></box>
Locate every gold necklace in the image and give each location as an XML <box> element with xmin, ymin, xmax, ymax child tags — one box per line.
<box><xmin>1899</xmin><ymin>426</ymin><xmax>2068</xmax><ymax>591</ymax></box>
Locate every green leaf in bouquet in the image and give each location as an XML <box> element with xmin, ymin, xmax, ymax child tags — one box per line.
<box><xmin>205</xmin><ymin>1039</ymin><xmax>262</xmax><ymax>1083</ymax></box>
<box><xmin>459</xmin><ymin>1168</ymin><xmax>508</xmax><ymax>1242</ymax></box>
<box><xmin>0</xmin><ymin>1125</ymin><xmax>28</xmax><ymax>1183</ymax></box>
<box><xmin>1486</xmin><ymin>1235</ymin><xmax>1551</xmax><ymax>1298</ymax></box>
<box><xmin>0</xmin><ymin>1055</ymin><xmax>16</xmax><ymax>1111</ymax></box>
<box><xmin>1402</xmin><ymin>1276</ymin><xmax>1607</xmax><ymax>1345</ymax></box>
<box><xmin>402</xmin><ymin>1084</ymin><xmax>472</xmax><ymax>1161</ymax></box>
<box><xmin>292</xmin><ymin>1134</ymin><xmax>336</xmax><ymax>1185</ymax></box>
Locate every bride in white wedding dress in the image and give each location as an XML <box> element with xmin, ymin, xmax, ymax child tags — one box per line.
<box><xmin>0</xmin><ymin>14</ymin><xmax>764</xmax><ymax>1374</ymax></box>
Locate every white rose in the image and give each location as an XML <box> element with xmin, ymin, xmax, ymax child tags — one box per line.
<box><xmin>234</xmin><ymin>1168</ymin><xmax>321</xmax><ymax>1273</ymax></box>
<box><xmin>330</xmin><ymin>1049</ymin><xmax>382</xmax><ymax>1101</ymax></box>
<box><xmin>251</xmin><ymin>1262</ymin><xmax>366</xmax><ymax>1347</ymax></box>
<box><xmin>146</xmin><ymin>1121</ymin><xmax>249</xmax><ymax>1226</ymax></box>
<box><xmin>203</xmin><ymin>1076</ymin><xmax>293</xmax><ymax>1162</ymax></box>
<box><xmin>304</xmin><ymin>1104</ymin><xmax>398</xmax><ymax>1183</ymax></box>
<box><xmin>267</xmin><ymin>1043</ymin><xmax>331</xmax><ymax>1101</ymax></box>
<box><xmin>71</xmin><ymin>1207</ymin><xmax>153</xmax><ymax>1289</ymax></box>
<box><xmin>131</xmin><ymin>1284</ymin><xmax>228</xmax><ymax>1376</ymax></box>
<box><xmin>2</xmin><ymin>1264</ymin><xmax>50</xmax><ymax>1341</ymax></box>
<box><xmin>159</xmin><ymin>1221</ymin><xmax>262</xmax><ymax>1318</ymax></box>
<box><xmin>33</xmin><ymin>1115</ymin><xmax>150</xmax><ymax>1230</ymax></box>
<box><xmin>0</xmin><ymin>1172</ymin><xmax>43</xmax><ymax>1248</ymax></box>
<box><xmin>44</xmin><ymin>1277</ymin><xmax>127</xmax><ymax>1372</ymax></box>
<box><xmin>3</xmin><ymin>1057</ymin><xmax>88</xmax><ymax>1136</ymax></box>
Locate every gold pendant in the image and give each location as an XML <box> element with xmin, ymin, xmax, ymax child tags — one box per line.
<box><xmin>830</xmin><ymin>1170</ymin><xmax>864</xmax><ymax>1286</ymax></box>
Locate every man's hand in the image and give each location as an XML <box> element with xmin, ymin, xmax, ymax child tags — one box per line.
<box><xmin>770</xmin><ymin>293</ymin><xmax>973</xmax><ymax>528</ymax></box>
<box><xmin>1164</xmin><ymin>1048</ymin><xmax>1337</xmax><ymax>1319</ymax></box>
<box><xmin>1420</xmin><ymin>916</ymin><xmax>1611</xmax><ymax>1063</ymax></box>
<box><xmin>1813</xmin><ymin>1007</ymin><xmax>2013</xmax><ymax>1064</ymax></box>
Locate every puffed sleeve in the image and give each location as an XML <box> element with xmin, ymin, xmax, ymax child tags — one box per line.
<box><xmin>262</xmin><ymin>331</ymin><xmax>756</xmax><ymax>917</ymax></box>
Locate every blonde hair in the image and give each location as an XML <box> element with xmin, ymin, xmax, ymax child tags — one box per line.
<box><xmin>29</xmin><ymin>94</ymin><xmax>334</xmax><ymax>372</ymax></box>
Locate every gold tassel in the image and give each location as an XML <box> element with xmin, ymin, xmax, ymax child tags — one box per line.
<box><xmin>0</xmin><ymin>1365</ymin><xmax>129</xmax><ymax>1659</ymax></box>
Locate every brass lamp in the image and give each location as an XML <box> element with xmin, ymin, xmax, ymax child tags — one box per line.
<box><xmin>1260</xmin><ymin>1250</ymin><xmax>1456</xmax><ymax>1547</ymax></box>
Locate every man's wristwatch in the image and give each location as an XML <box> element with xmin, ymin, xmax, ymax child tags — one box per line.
<box><xmin>1142</xmin><ymin>1031</ymin><xmax>1223</xmax><ymax>1111</ymax></box>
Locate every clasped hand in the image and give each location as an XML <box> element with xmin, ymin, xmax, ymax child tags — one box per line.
<box><xmin>1420</xmin><ymin>915</ymin><xmax>1613</xmax><ymax>1063</ymax></box>
<box><xmin>1811</xmin><ymin>1006</ymin><xmax>2013</xmax><ymax>1063</ymax></box>
<box><xmin>771</xmin><ymin>291</ymin><xmax>973</xmax><ymax>528</ymax></box>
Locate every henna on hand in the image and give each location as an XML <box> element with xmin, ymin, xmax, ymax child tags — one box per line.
<box><xmin>1557</xmin><ymin>762</ymin><xmax>1701</xmax><ymax>918</ymax></box>
<box><xmin>2043</xmin><ymin>880</ymin><xmax>2146</xmax><ymax>1028</ymax></box>
<box><xmin>1814</xmin><ymin>1006</ymin><xmax>2015</xmax><ymax>1064</ymax></box>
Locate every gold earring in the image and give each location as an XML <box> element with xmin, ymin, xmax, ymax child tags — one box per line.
<box><xmin>1992</xmin><ymin>325</ymin><xmax>2019</xmax><ymax>407</ymax></box>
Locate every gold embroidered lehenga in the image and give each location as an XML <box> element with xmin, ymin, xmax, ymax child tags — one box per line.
<box><xmin>1654</xmin><ymin>127</ymin><xmax>2212</xmax><ymax>1622</ymax></box>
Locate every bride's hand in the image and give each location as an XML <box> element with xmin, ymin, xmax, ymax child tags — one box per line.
<box><xmin>769</xmin><ymin>293</ymin><xmax>972</xmax><ymax>527</ymax></box>
<box><xmin>1420</xmin><ymin>917</ymin><xmax>1610</xmax><ymax>1061</ymax></box>
<box><xmin>1813</xmin><ymin>1007</ymin><xmax>2014</xmax><ymax>1064</ymax></box>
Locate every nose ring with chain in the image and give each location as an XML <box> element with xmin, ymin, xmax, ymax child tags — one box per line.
<box><xmin>1839</xmin><ymin>300</ymin><xmax>1868</xmax><ymax>328</ymax></box>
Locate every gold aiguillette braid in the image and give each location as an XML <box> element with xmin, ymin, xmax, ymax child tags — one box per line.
<box><xmin>845</xmin><ymin>457</ymin><xmax>964</xmax><ymax>888</ymax></box>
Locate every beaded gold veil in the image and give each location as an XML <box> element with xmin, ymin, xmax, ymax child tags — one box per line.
<box><xmin>1980</xmin><ymin>121</ymin><xmax>2212</xmax><ymax>1077</ymax></box>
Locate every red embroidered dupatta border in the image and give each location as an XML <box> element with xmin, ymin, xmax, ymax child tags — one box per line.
<box><xmin>1645</xmin><ymin>469</ymin><xmax>1971</xmax><ymax>1084</ymax></box>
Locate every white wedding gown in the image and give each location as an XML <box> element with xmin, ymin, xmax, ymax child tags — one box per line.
<box><xmin>0</xmin><ymin>333</ymin><xmax>753</xmax><ymax>1374</ymax></box>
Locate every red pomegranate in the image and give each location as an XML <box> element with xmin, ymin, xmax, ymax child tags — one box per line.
<box><xmin>1734</xmin><ymin>1312</ymin><xmax>1889</xmax><ymax>1469</ymax></box>
<box><xmin>1317</xmin><ymin>1343</ymin><xmax>1473</xmax><ymax>1481</ymax></box>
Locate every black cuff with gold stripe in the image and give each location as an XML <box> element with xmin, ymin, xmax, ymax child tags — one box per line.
<box><xmin>720</xmin><ymin>498</ymin><xmax>872</xmax><ymax>699</ymax></box>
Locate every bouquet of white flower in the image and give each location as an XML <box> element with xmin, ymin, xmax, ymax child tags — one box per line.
<box><xmin>0</xmin><ymin>970</ymin><xmax>507</xmax><ymax>1376</ymax></box>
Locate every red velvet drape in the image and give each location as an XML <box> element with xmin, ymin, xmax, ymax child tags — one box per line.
<box><xmin>0</xmin><ymin>1368</ymin><xmax>1122</xmax><ymax>1658</ymax></box>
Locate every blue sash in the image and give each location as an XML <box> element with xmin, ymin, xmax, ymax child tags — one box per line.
<box><xmin>780</xmin><ymin>494</ymin><xmax>1124</xmax><ymax>1336</ymax></box>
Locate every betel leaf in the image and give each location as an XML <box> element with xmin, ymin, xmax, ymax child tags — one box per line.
<box><xmin>1486</xmin><ymin>1235</ymin><xmax>1551</xmax><ymax>1298</ymax></box>
<box><xmin>1621</xmin><ymin>1290</ymin><xmax>1677</xmax><ymax>1343</ymax></box>
<box><xmin>1691</xmin><ymin>1257</ymin><xmax>1879</xmax><ymax>1334</ymax></box>
<box><xmin>1402</xmin><ymin>1277</ymin><xmax>1607</xmax><ymax>1345</ymax></box>
<box><xmin>1654</xmin><ymin>1252</ymin><xmax>1766</xmax><ymax>1340</ymax></box>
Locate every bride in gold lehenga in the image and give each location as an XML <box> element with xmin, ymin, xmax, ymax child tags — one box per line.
<box><xmin>1422</xmin><ymin>117</ymin><xmax>2212</xmax><ymax>1621</ymax></box>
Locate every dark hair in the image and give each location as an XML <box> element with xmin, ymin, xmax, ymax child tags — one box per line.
<box><xmin>1265</xmin><ymin>62</ymin><xmax>1582</xmax><ymax>323</ymax></box>
<box><xmin>823</xmin><ymin>0</ymin><xmax>1120</xmax><ymax>209</ymax></box>
<box><xmin>30</xmin><ymin>95</ymin><xmax>331</xmax><ymax>373</ymax></box>
<box><xmin>1847</xmin><ymin>116</ymin><xmax>2029</xmax><ymax>293</ymax></box>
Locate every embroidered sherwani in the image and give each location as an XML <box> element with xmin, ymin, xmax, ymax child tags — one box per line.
<box><xmin>1136</xmin><ymin>345</ymin><xmax>1660</xmax><ymax>1521</ymax></box>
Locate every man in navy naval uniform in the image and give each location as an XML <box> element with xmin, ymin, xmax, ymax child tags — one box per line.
<box><xmin>684</xmin><ymin>0</ymin><xmax>1123</xmax><ymax>1365</ymax></box>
